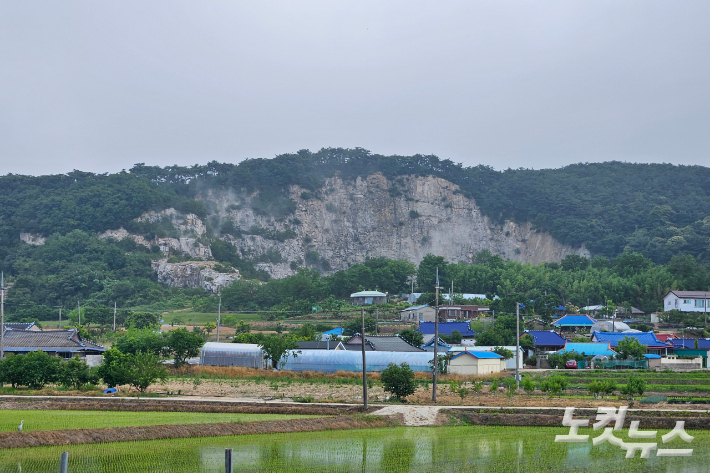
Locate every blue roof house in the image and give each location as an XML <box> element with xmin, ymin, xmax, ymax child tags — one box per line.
<box><xmin>558</xmin><ymin>342</ymin><xmax>616</xmax><ymax>357</ymax></box>
<box><xmin>552</xmin><ymin>314</ymin><xmax>597</xmax><ymax>329</ymax></box>
<box><xmin>591</xmin><ymin>331</ymin><xmax>672</xmax><ymax>355</ymax></box>
<box><xmin>417</xmin><ymin>322</ymin><xmax>476</xmax><ymax>338</ymax></box>
<box><xmin>521</xmin><ymin>330</ymin><xmax>567</xmax><ymax>351</ymax></box>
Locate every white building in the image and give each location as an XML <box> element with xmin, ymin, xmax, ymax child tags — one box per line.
<box><xmin>663</xmin><ymin>291</ymin><xmax>710</xmax><ymax>313</ymax></box>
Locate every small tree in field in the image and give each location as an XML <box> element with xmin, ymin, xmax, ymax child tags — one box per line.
<box><xmin>380</xmin><ymin>363</ymin><xmax>416</xmax><ymax>401</ymax></box>
<box><xmin>259</xmin><ymin>335</ymin><xmax>299</xmax><ymax>369</ymax></box>
<box><xmin>126</xmin><ymin>352</ymin><xmax>168</xmax><ymax>393</ymax></box>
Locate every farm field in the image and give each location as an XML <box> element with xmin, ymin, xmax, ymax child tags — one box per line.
<box><xmin>0</xmin><ymin>411</ymin><xmax>314</xmax><ymax>432</ymax></box>
<box><xmin>1</xmin><ymin>425</ymin><xmax>708</xmax><ymax>472</ymax></box>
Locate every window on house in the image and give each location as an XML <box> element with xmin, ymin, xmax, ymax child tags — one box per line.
<box><xmin>696</xmin><ymin>300</ymin><xmax>705</xmax><ymax>308</ymax></box>
<box><xmin>684</xmin><ymin>299</ymin><xmax>691</xmax><ymax>304</ymax></box>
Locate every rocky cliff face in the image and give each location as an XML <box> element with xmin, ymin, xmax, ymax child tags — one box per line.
<box><xmin>151</xmin><ymin>261</ymin><xmax>240</xmax><ymax>293</ymax></box>
<box><xmin>99</xmin><ymin>209</ymin><xmax>212</xmax><ymax>259</ymax></box>
<box><xmin>205</xmin><ymin>173</ymin><xmax>590</xmax><ymax>278</ymax></box>
<box><xmin>89</xmin><ymin>173</ymin><xmax>588</xmax><ymax>285</ymax></box>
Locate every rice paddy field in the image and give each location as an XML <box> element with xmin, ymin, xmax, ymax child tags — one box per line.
<box><xmin>1</xmin><ymin>425</ymin><xmax>708</xmax><ymax>472</ymax></box>
<box><xmin>0</xmin><ymin>411</ymin><xmax>313</xmax><ymax>432</ymax></box>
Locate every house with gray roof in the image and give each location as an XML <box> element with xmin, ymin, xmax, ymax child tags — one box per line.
<box><xmin>343</xmin><ymin>334</ymin><xmax>424</xmax><ymax>352</ymax></box>
<box><xmin>1</xmin><ymin>328</ymin><xmax>105</xmax><ymax>358</ymax></box>
<box><xmin>350</xmin><ymin>291</ymin><xmax>387</xmax><ymax>305</ymax></box>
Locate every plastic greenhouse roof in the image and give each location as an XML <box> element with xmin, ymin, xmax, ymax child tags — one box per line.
<box><xmin>282</xmin><ymin>349</ymin><xmax>434</xmax><ymax>373</ymax></box>
<box><xmin>199</xmin><ymin>342</ymin><xmax>265</xmax><ymax>369</ymax></box>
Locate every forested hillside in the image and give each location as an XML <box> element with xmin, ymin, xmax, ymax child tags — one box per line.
<box><xmin>1</xmin><ymin>148</ymin><xmax>709</xmax><ymax>317</ymax></box>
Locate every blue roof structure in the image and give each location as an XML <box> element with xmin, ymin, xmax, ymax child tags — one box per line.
<box><xmin>671</xmin><ymin>339</ymin><xmax>710</xmax><ymax>350</ymax></box>
<box><xmin>450</xmin><ymin>351</ymin><xmax>503</xmax><ymax>360</ymax></box>
<box><xmin>322</xmin><ymin>327</ymin><xmax>344</xmax><ymax>336</ymax></box>
<box><xmin>592</xmin><ymin>331</ymin><xmax>671</xmax><ymax>348</ymax></box>
<box><xmin>522</xmin><ymin>330</ymin><xmax>567</xmax><ymax>348</ymax></box>
<box><xmin>644</xmin><ymin>354</ymin><xmax>662</xmax><ymax>359</ymax></box>
<box><xmin>417</xmin><ymin>322</ymin><xmax>475</xmax><ymax>337</ymax></box>
<box><xmin>554</xmin><ymin>305</ymin><xmax>566</xmax><ymax>311</ymax></box>
<box><xmin>552</xmin><ymin>314</ymin><xmax>597</xmax><ymax>327</ymax></box>
<box><xmin>558</xmin><ymin>342</ymin><xmax>616</xmax><ymax>356</ymax></box>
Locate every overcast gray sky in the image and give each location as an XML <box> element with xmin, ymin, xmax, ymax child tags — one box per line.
<box><xmin>1</xmin><ymin>1</ymin><xmax>709</xmax><ymax>176</ymax></box>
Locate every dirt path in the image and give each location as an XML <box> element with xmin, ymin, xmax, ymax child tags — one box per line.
<box><xmin>371</xmin><ymin>405</ymin><xmax>442</xmax><ymax>426</ymax></box>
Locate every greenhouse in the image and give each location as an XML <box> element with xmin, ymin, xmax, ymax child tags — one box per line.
<box><xmin>199</xmin><ymin>342</ymin><xmax>266</xmax><ymax>368</ymax></box>
<box><xmin>282</xmin><ymin>349</ymin><xmax>435</xmax><ymax>373</ymax></box>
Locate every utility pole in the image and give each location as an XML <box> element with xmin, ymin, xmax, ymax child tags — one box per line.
<box><xmin>1</xmin><ymin>272</ymin><xmax>5</xmax><ymax>362</ymax></box>
<box><xmin>361</xmin><ymin>306</ymin><xmax>367</xmax><ymax>409</ymax></box>
<box><xmin>375</xmin><ymin>308</ymin><xmax>378</xmax><ymax>336</ymax></box>
<box><xmin>113</xmin><ymin>302</ymin><xmax>117</xmax><ymax>331</ymax></box>
<box><xmin>433</xmin><ymin>268</ymin><xmax>440</xmax><ymax>402</ymax></box>
<box><xmin>216</xmin><ymin>291</ymin><xmax>222</xmax><ymax>342</ymax></box>
<box><xmin>77</xmin><ymin>301</ymin><xmax>81</xmax><ymax>326</ymax></box>
<box><xmin>55</xmin><ymin>305</ymin><xmax>62</xmax><ymax>329</ymax></box>
<box><xmin>515</xmin><ymin>302</ymin><xmax>520</xmax><ymax>390</ymax></box>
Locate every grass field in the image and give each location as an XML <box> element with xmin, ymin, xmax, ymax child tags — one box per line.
<box><xmin>1</xmin><ymin>425</ymin><xmax>708</xmax><ymax>472</ymax></box>
<box><xmin>0</xmin><ymin>410</ymin><xmax>315</xmax><ymax>432</ymax></box>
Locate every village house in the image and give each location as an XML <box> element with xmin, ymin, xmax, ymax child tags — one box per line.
<box><xmin>400</xmin><ymin>305</ymin><xmax>436</xmax><ymax>323</ymax></box>
<box><xmin>350</xmin><ymin>290</ymin><xmax>387</xmax><ymax>305</ymax></box>
<box><xmin>663</xmin><ymin>291</ymin><xmax>710</xmax><ymax>313</ymax></box>
<box><xmin>447</xmin><ymin>351</ymin><xmax>505</xmax><ymax>375</ymax></box>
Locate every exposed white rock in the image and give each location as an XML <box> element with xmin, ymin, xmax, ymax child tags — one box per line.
<box><xmin>137</xmin><ymin>209</ymin><xmax>206</xmax><ymax>237</ymax></box>
<box><xmin>151</xmin><ymin>261</ymin><xmax>240</xmax><ymax>293</ymax></box>
<box><xmin>205</xmin><ymin>173</ymin><xmax>589</xmax><ymax>278</ymax></box>
<box><xmin>99</xmin><ymin>211</ymin><xmax>211</xmax><ymax>259</ymax></box>
<box><xmin>19</xmin><ymin>233</ymin><xmax>46</xmax><ymax>246</ymax></box>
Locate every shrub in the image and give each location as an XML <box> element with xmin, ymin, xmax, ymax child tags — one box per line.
<box><xmin>621</xmin><ymin>375</ymin><xmax>646</xmax><ymax>400</ymax></box>
<box><xmin>0</xmin><ymin>352</ymin><xmax>60</xmax><ymax>389</ymax></box>
<box><xmin>381</xmin><ymin>363</ymin><xmax>416</xmax><ymax>400</ymax></box>
<box><xmin>539</xmin><ymin>375</ymin><xmax>568</xmax><ymax>397</ymax></box>
<box><xmin>458</xmin><ymin>387</ymin><xmax>470</xmax><ymax>400</ymax></box>
<box><xmin>58</xmin><ymin>356</ymin><xmax>98</xmax><ymax>390</ymax></box>
<box><xmin>522</xmin><ymin>376</ymin><xmax>536</xmax><ymax>395</ymax></box>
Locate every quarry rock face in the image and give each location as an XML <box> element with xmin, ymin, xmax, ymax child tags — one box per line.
<box><xmin>208</xmin><ymin>173</ymin><xmax>589</xmax><ymax>278</ymax></box>
<box><xmin>97</xmin><ymin>173</ymin><xmax>589</xmax><ymax>285</ymax></box>
<box><xmin>151</xmin><ymin>261</ymin><xmax>240</xmax><ymax>293</ymax></box>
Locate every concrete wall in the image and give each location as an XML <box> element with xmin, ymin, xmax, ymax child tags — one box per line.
<box><xmin>660</xmin><ymin>356</ymin><xmax>703</xmax><ymax>372</ymax></box>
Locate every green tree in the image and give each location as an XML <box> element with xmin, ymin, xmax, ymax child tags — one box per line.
<box><xmin>399</xmin><ymin>329</ymin><xmax>424</xmax><ymax>347</ymax></box>
<box><xmin>343</xmin><ymin>317</ymin><xmax>376</xmax><ymax>336</ymax></box>
<box><xmin>203</xmin><ymin>322</ymin><xmax>217</xmax><ymax>335</ymax></box>
<box><xmin>125</xmin><ymin>352</ymin><xmax>168</xmax><ymax>393</ymax></box>
<box><xmin>58</xmin><ymin>356</ymin><xmax>98</xmax><ymax>389</ymax></box>
<box><xmin>97</xmin><ymin>348</ymin><xmax>132</xmax><ymax>388</ymax></box>
<box><xmin>493</xmin><ymin>346</ymin><xmax>514</xmax><ymax>360</ymax></box>
<box><xmin>616</xmin><ymin>336</ymin><xmax>647</xmax><ymax>360</ymax></box>
<box><xmin>259</xmin><ymin>335</ymin><xmax>299</xmax><ymax>369</ymax></box>
<box><xmin>125</xmin><ymin>312</ymin><xmax>160</xmax><ymax>329</ymax></box>
<box><xmin>519</xmin><ymin>334</ymin><xmax>535</xmax><ymax>351</ymax></box>
<box><xmin>166</xmin><ymin>328</ymin><xmax>205</xmax><ymax>367</ymax></box>
<box><xmin>114</xmin><ymin>328</ymin><xmax>165</xmax><ymax>356</ymax></box>
<box><xmin>621</xmin><ymin>375</ymin><xmax>646</xmax><ymax>400</ymax></box>
<box><xmin>380</xmin><ymin>363</ymin><xmax>416</xmax><ymax>400</ymax></box>
<box><xmin>522</xmin><ymin>376</ymin><xmax>536</xmax><ymax>395</ymax></box>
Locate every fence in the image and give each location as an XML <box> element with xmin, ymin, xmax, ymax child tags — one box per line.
<box><xmin>595</xmin><ymin>360</ymin><xmax>648</xmax><ymax>369</ymax></box>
